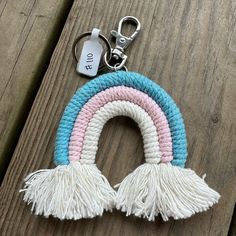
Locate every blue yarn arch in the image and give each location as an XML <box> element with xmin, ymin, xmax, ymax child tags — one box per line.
<box><xmin>54</xmin><ymin>71</ymin><xmax>187</xmax><ymax>167</ymax></box>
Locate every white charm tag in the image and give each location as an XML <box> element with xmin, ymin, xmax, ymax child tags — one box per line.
<box><xmin>77</xmin><ymin>28</ymin><xmax>103</xmax><ymax>77</ymax></box>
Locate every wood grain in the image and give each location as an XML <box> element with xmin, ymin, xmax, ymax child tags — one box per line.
<box><xmin>1</xmin><ymin>0</ymin><xmax>236</xmax><ymax>235</ymax></box>
<box><xmin>0</xmin><ymin>0</ymin><xmax>73</xmax><ymax>179</ymax></box>
<box><xmin>229</xmin><ymin>206</ymin><xmax>236</xmax><ymax>236</ymax></box>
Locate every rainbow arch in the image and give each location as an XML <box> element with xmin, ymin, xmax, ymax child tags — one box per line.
<box><xmin>54</xmin><ymin>71</ymin><xmax>187</xmax><ymax>167</ymax></box>
<box><xmin>21</xmin><ymin>71</ymin><xmax>220</xmax><ymax>221</ymax></box>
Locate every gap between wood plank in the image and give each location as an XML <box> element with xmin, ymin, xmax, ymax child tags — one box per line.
<box><xmin>0</xmin><ymin>0</ymin><xmax>74</xmax><ymax>183</ymax></box>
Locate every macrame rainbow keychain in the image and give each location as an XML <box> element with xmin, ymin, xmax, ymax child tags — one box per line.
<box><xmin>20</xmin><ymin>16</ymin><xmax>220</xmax><ymax>221</ymax></box>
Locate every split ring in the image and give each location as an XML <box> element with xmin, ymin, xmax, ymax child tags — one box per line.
<box><xmin>72</xmin><ymin>32</ymin><xmax>112</xmax><ymax>72</ymax></box>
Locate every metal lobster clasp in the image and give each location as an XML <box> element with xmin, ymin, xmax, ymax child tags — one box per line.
<box><xmin>104</xmin><ymin>16</ymin><xmax>141</xmax><ymax>71</ymax></box>
<box><xmin>112</xmin><ymin>16</ymin><xmax>141</xmax><ymax>51</ymax></box>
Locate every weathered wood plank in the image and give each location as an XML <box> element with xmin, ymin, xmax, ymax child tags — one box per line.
<box><xmin>0</xmin><ymin>0</ymin><xmax>73</xmax><ymax>179</ymax></box>
<box><xmin>229</xmin><ymin>205</ymin><xmax>236</xmax><ymax>236</ymax></box>
<box><xmin>1</xmin><ymin>0</ymin><xmax>236</xmax><ymax>235</ymax></box>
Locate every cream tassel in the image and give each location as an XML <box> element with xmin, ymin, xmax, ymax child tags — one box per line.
<box><xmin>115</xmin><ymin>163</ymin><xmax>220</xmax><ymax>221</ymax></box>
<box><xmin>20</xmin><ymin>162</ymin><xmax>116</xmax><ymax>220</ymax></box>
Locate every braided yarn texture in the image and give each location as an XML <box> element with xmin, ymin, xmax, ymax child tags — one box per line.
<box><xmin>69</xmin><ymin>86</ymin><xmax>172</xmax><ymax>163</ymax></box>
<box><xmin>20</xmin><ymin>71</ymin><xmax>220</xmax><ymax>221</ymax></box>
<box><xmin>55</xmin><ymin>71</ymin><xmax>187</xmax><ymax>167</ymax></box>
<box><xmin>77</xmin><ymin>100</ymin><xmax>161</xmax><ymax>164</ymax></box>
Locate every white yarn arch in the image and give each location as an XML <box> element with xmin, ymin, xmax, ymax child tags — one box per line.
<box><xmin>78</xmin><ymin>100</ymin><xmax>162</xmax><ymax>164</ymax></box>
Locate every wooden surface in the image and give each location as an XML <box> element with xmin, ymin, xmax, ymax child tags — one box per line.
<box><xmin>0</xmin><ymin>0</ymin><xmax>236</xmax><ymax>235</ymax></box>
<box><xmin>229</xmin><ymin>207</ymin><xmax>236</xmax><ymax>236</ymax></box>
<box><xmin>0</xmin><ymin>0</ymin><xmax>73</xmax><ymax>178</ymax></box>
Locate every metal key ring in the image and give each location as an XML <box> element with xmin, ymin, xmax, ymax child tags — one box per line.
<box><xmin>72</xmin><ymin>31</ymin><xmax>112</xmax><ymax>72</ymax></box>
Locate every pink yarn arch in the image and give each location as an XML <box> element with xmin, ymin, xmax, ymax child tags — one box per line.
<box><xmin>69</xmin><ymin>86</ymin><xmax>173</xmax><ymax>163</ymax></box>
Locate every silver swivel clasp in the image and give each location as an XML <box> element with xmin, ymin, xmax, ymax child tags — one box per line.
<box><xmin>104</xmin><ymin>16</ymin><xmax>141</xmax><ymax>71</ymax></box>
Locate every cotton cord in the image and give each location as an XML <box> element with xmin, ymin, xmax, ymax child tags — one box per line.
<box><xmin>54</xmin><ymin>71</ymin><xmax>187</xmax><ymax>167</ymax></box>
<box><xmin>115</xmin><ymin>163</ymin><xmax>220</xmax><ymax>221</ymax></box>
<box><xmin>20</xmin><ymin>162</ymin><xmax>116</xmax><ymax>220</ymax></box>
<box><xmin>74</xmin><ymin>100</ymin><xmax>161</xmax><ymax>164</ymax></box>
<box><xmin>20</xmin><ymin>71</ymin><xmax>220</xmax><ymax>221</ymax></box>
<box><xmin>69</xmin><ymin>86</ymin><xmax>172</xmax><ymax>163</ymax></box>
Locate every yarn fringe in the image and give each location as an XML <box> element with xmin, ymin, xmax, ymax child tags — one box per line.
<box><xmin>20</xmin><ymin>162</ymin><xmax>116</xmax><ymax>220</ymax></box>
<box><xmin>115</xmin><ymin>163</ymin><xmax>220</xmax><ymax>221</ymax></box>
